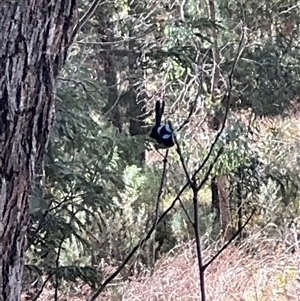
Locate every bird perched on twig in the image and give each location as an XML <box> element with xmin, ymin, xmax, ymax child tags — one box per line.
<box><xmin>150</xmin><ymin>100</ymin><xmax>175</xmax><ymax>149</ymax></box>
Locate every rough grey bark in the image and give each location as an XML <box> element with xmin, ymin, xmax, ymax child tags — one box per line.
<box><xmin>0</xmin><ymin>1</ymin><xmax>77</xmax><ymax>301</ymax></box>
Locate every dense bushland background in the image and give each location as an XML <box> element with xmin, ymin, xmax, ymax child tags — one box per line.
<box><xmin>22</xmin><ymin>0</ymin><xmax>300</xmax><ymax>300</ymax></box>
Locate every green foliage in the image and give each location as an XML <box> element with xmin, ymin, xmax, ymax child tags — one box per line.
<box><xmin>53</xmin><ymin>265</ymin><xmax>101</xmax><ymax>288</ymax></box>
<box><xmin>215</xmin><ymin>117</ymin><xmax>256</xmax><ymax>174</ymax></box>
<box><xmin>26</xmin><ymin>62</ymin><xmax>128</xmax><ymax>288</ymax></box>
<box><xmin>219</xmin><ymin>0</ymin><xmax>300</xmax><ymax>115</ymax></box>
<box><xmin>227</xmin><ymin>117</ymin><xmax>300</xmax><ymax>233</ymax></box>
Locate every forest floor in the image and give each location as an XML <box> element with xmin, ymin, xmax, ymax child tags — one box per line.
<box><xmin>22</xmin><ymin>234</ymin><xmax>300</xmax><ymax>301</ymax></box>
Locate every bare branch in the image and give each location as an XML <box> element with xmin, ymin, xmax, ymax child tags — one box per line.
<box><xmin>71</xmin><ymin>0</ymin><xmax>103</xmax><ymax>43</ymax></box>
<box><xmin>203</xmin><ymin>209</ymin><xmax>256</xmax><ymax>270</ymax></box>
<box><xmin>178</xmin><ymin>197</ymin><xmax>193</xmax><ymax>225</ymax></box>
<box><xmin>192</xmin><ymin>24</ymin><xmax>246</xmax><ymax>184</ymax></box>
<box><xmin>89</xmin><ymin>15</ymin><xmax>246</xmax><ymax>301</ymax></box>
<box><xmin>89</xmin><ymin>152</ymin><xmax>176</xmax><ymax>301</ymax></box>
<box><xmin>151</xmin><ymin>150</ymin><xmax>169</xmax><ymax>272</ymax></box>
<box><xmin>32</xmin><ymin>272</ymin><xmax>55</xmax><ymax>301</ymax></box>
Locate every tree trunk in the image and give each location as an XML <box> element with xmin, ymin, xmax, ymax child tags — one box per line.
<box><xmin>0</xmin><ymin>2</ymin><xmax>76</xmax><ymax>300</ymax></box>
<box><xmin>207</xmin><ymin>0</ymin><xmax>231</xmax><ymax>240</ymax></box>
<box><xmin>96</xmin><ymin>7</ymin><xmax>123</xmax><ymax>133</ymax></box>
<box><xmin>127</xmin><ymin>0</ymin><xmax>148</xmax><ymax>165</ymax></box>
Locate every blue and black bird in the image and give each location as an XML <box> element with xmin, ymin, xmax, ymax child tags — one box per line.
<box><xmin>150</xmin><ymin>100</ymin><xmax>175</xmax><ymax>149</ymax></box>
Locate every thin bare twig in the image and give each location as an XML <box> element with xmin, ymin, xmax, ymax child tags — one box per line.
<box><xmin>71</xmin><ymin>0</ymin><xmax>103</xmax><ymax>43</ymax></box>
<box><xmin>89</xmin><ymin>185</ymin><xmax>188</xmax><ymax>301</ymax></box>
<box><xmin>89</xmin><ymin>137</ymin><xmax>223</xmax><ymax>300</ymax></box>
<box><xmin>178</xmin><ymin>197</ymin><xmax>193</xmax><ymax>225</ymax></box>
<box><xmin>203</xmin><ymin>209</ymin><xmax>256</xmax><ymax>270</ymax></box>
<box><xmin>54</xmin><ymin>237</ymin><xmax>65</xmax><ymax>301</ymax></box>
<box><xmin>172</xmin><ymin>115</ymin><xmax>207</xmax><ymax>298</ymax></box>
<box><xmin>151</xmin><ymin>150</ymin><xmax>169</xmax><ymax>272</ymax></box>
<box><xmin>191</xmin><ymin>184</ymin><xmax>205</xmax><ymax>301</ymax></box>
<box><xmin>172</xmin><ymin>127</ymin><xmax>191</xmax><ymax>184</ymax></box>
<box><xmin>173</xmin><ymin>108</ymin><xmax>223</xmax><ymax>301</ymax></box>
<box><xmin>89</xmin><ymin>151</ymin><xmax>172</xmax><ymax>301</ymax></box>
<box><xmin>32</xmin><ymin>272</ymin><xmax>55</xmax><ymax>301</ymax></box>
<box><xmin>89</xmin><ymin>22</ymin><xmax>245</xmax><ymax>301</ymax></box>
<box><xmin>170</xmin><ymin>24</ymin><xmax>246</xmax><ymax>301</ymax></box>
<box><xmin>196</xmin><ymin>27</ymin><xmax>245</xmax><ymax>301</ymax></box>
<box><xmin>192</xmin><ymin>25</ymin><xmax>246</xmax><ymax>184</ymax></box>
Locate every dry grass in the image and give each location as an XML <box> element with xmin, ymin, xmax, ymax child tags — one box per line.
<box><xmin>120</xmin><ymin>242</ymin><xmax>300</xmax><ymax>301</ymax></box>
<box><xmin>23</xmin><ymin>234</ymin><xmax>300</xmax><ymax>301</ymax></box>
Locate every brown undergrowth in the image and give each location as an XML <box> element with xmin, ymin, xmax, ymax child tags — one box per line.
<box><xmin>23</xmin><ymin>232</ymin><xmax>300</xmax><ymax>301</ymax></box>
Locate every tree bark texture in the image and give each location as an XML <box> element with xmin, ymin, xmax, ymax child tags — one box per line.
<box><xmin>0</xmin><ymin>1</ymin><xmax>76</xmax><ymax>301</ymax></box>
<box><xmin>207</xmin><ymin>0</ymin><xmax>231</xmax><ymax>240</ymax></box>
<box><xmin>96</xmin><ymin>6</ymin><xmax>123</xmax><ymax>133</ymax></box>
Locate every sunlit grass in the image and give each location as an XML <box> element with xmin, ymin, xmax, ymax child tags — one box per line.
<box><xmin>24</xmin><ymin>231</ymin><xmax>300</xmax><ymax>301</ymax></box>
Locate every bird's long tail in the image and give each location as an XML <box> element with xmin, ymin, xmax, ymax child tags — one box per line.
<box><xmin>155</xmin><ymin>101</ymin><xmax>162</xmax><ymax>125</ymax></box>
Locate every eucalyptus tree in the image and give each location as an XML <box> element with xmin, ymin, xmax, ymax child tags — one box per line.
<box><xmin>0</xmin><ymin>1</ymin><xmax>100</xmax><ymax>300</ymax></box>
